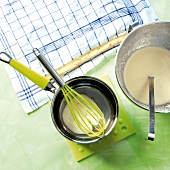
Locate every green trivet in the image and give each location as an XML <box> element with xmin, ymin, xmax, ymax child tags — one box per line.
<box><xmin>67</xmin><ymin>76</ymin><xmax>135</xmax><ymax>161</ymax></box>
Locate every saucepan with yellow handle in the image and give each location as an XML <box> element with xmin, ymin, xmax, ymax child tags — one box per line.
<box><xmin>0</xmin><ymin>51</ymin><xmax>118</xmax><ymax>144</ymax></box>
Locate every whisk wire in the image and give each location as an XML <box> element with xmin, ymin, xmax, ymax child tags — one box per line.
<box><xmin>62</xmin><ymin>86</ymin><xmax>97</xmax><ymax>134</ymax></box>
<box><xmin>61</xmin><ymin>86</ymin><xmax>91</xmax><ymax>133</ymax></box>
<box><xmin>61</xmin><ymin>84</ymin><xmax>106</xmax><ymax>137</ymax></box>
<box><xmin>67</xmin><ymin>90</ymin><xmax>93</xmax><ymax>133</ymax></box>
<box><xmin>65</xmin><ymin>85</ymin><xmax>104</xmax><ymax>120</ymax></box>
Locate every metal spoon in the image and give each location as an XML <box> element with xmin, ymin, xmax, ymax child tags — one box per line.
<box><xmin>148</xmin><ymin>76</ymin><xmax>155</xmax><ymax>141</ymax></box>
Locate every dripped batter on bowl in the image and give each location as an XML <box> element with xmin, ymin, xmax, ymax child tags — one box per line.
<box><xmin>124</xmin><ymin>46</ymin><xmax>170</xmax><ymax>105</ymax></box>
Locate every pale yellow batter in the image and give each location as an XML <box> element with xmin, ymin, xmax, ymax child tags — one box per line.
<box><xmin>124</xmin><ymin>47</ymin><xmax>170</xmax><ymax>105</ymax></box>
<box><xmin>63</xmin><ymin>95</ymin><xmax>102</xmax><ymax>134</ymax></box>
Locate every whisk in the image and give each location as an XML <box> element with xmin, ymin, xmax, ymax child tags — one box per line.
<box><xmin>33</xmin><ymin>49</ymin><xmax>106</xmax><ymax>138</ymax></box>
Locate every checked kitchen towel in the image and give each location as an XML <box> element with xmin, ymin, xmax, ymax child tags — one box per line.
<box><xmin>0</xmin><ymin>0</ymin><xmax>157</xmax><ymax>113</ymax></box>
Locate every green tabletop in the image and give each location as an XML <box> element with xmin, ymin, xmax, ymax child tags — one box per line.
<box><xmin>0</xmin><ymin>0</ymin><xmax>170</xmax><ymax>169</ymax></box>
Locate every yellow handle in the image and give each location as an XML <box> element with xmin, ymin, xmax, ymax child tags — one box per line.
<box><xmin>10</xmin><ymin>59</ymin><xmax>50</xmax><ymax>89</ymax></box>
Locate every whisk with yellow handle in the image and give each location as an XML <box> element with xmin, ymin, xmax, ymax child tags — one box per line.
<box><xmin>33</xmin><ymin>49</ymin><xmax>106</xmax><ymax>138</ymax></box>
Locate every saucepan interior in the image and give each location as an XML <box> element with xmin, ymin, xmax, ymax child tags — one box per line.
<box><xmin>51</xmin><ymin>76</ymin><xmax>118</xmax><ymax>144</ymax></box>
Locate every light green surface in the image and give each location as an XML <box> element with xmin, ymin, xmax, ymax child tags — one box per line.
<box><xmin>0</xmin><ymin>1</ymin><xmax>170</xmax><ymax>169</ymax></box>
<box><xmin>149</xmin><ymin>0</ymin><xmax>170</xmax><ymax>21</ymax></box>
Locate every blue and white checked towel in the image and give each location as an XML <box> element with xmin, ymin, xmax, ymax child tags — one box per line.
<box><xmin>0</xmin><ymin>0</ymin><xmax>157</xmax><ymax>113</ymax></box>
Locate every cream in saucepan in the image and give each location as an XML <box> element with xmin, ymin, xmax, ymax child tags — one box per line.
<box><xmin>63</xmin><ymin>95</ymin><xmax>103</xmax><ymax>134</ymax></box>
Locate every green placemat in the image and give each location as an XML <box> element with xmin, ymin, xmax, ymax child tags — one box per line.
<box><xmin>67</xmin><ymin>75</ymin><xmax>135</xmax><ymax>161</ymax></box>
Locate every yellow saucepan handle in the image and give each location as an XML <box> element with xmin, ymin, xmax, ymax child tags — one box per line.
<box><xmin>10</xmin><ymin>58</ymin><xmax>50</xmax><ymax>90</ymax></box>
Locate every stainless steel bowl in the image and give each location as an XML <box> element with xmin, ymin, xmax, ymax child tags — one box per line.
<box><xmin>51</xmin><ymin>76</ymin><xmax>119</xmax><ymax>144</ymax></box>
<box><xmin>115</xmin><ymin>21</ymin><xmax>170</xmax><ymax>113</ymax></box>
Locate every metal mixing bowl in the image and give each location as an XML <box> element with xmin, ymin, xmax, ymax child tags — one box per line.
<box><xmin>115</xmin><ymin>21</ymin><xmax>170</xmax><ymax>113</ymax></box>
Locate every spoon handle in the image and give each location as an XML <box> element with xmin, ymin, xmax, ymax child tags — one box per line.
<box><xmin>148</xmin><ymin>76</ymin><xmax>155</xmax><ymax>141</ymax></box>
